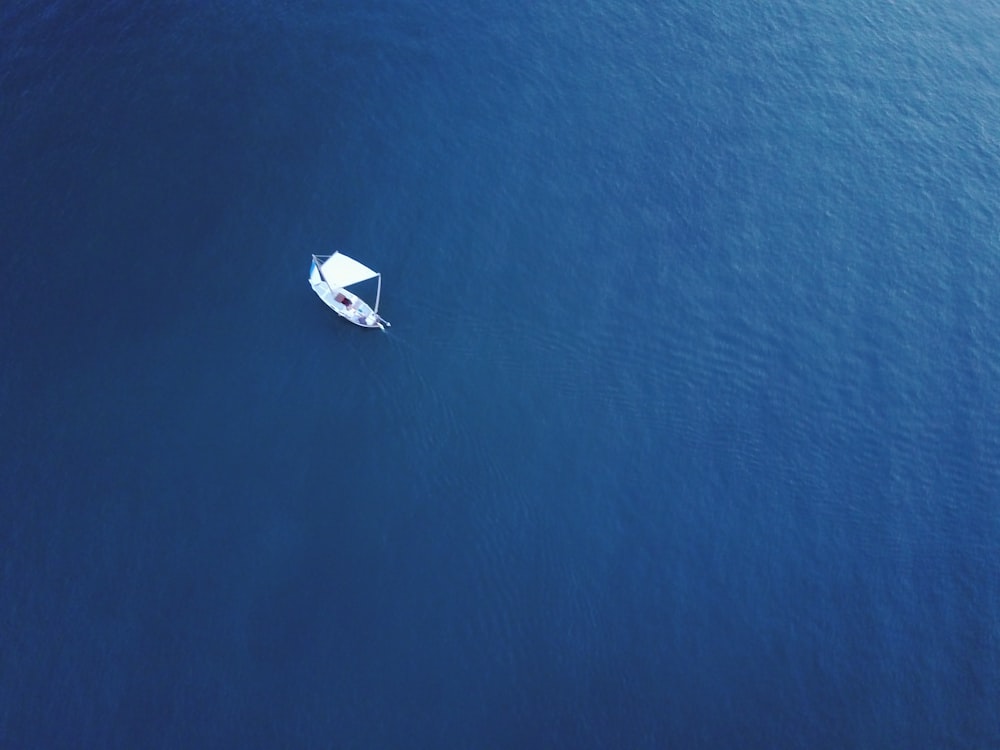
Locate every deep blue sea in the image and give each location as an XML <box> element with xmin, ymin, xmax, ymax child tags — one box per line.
<box><xmin>2</xmin><ymin>1</ymin><xmax>999</xmax><ymax>747</ymax></box>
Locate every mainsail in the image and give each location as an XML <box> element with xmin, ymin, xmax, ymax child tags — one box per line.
<box><xmin>318</xmin><ymin>252</ymin><xmax>378</xmax><ymax>288</ymax></box>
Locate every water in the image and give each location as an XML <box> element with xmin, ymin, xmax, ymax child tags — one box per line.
<box><xmin>2</xmin><ymin>1</ymin><xmax>999</xmax><ymax>747</ymax></box>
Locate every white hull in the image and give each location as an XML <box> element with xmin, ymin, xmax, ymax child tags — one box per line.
<box><xmin>319</xmin><ymin>284</ymin><xmax>386</xmax><ymax>329</ymax></box>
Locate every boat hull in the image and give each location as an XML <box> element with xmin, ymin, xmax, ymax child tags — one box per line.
<box><xmin>311</xmin><ymin>279</ymin><xmax>385</xmax><ymax>329</ymax></box>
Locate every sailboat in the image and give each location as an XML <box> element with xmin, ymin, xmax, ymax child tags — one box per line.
<box><xmin>309</xmin><ymin>252</ymin><xmax>390</xmax><ymax>330</ymax></box>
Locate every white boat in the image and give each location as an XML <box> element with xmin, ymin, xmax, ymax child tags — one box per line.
<box><xmin>309</xmin><ymin>252</ymin><xmax>390</xmax><ymax>330</ymax></box>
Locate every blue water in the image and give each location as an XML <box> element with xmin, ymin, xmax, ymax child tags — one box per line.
<box><xmin>2</xmin><ymin>1</ymin><xmax>999</xmax><ymax>747</ymax></box>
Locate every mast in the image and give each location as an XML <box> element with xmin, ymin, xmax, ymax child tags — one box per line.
<box><xmin>374</xmin><ymin>273</ymin><xmax>382</xmax><ymax>313</ymax></box>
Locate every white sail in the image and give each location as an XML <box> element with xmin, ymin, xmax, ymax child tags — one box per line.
<box><xmin>319</xmin><ymin>252</ymin><xmax>378</xmax><ymax>288</ymax></box>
